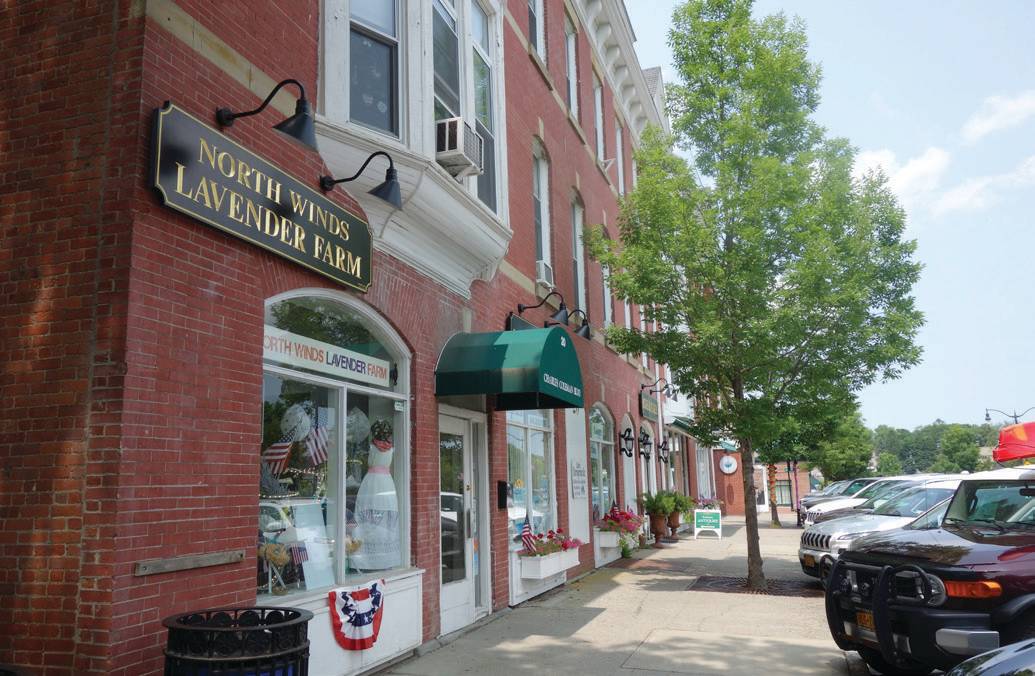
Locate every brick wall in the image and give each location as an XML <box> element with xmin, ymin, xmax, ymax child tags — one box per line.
<box><xmin>1</xmin><ymin>0</ymin><xmax>667</xmax><ymax>673</ymax></box>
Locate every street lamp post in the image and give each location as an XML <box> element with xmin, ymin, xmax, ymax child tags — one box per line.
<box><xmin>984</xmin><ymin>407</ymin><xmax>1035</xmax><ymax>425</ymax></box>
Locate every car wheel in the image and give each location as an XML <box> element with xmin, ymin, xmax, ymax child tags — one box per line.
<box><xmin>1002</xmin><ymin>610</ymin><xmax>1035</xmax><ymax>644</ymax></box>
<box><xmin>857</xmin><ymin>647</ymin><xmax>931</xmax><ymax>676</ymax></box>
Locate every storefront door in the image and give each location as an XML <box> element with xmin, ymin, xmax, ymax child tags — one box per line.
<box><xmin>439</xmin><ymin>414</ymin><xmax>483</xmax><ymax>635</ymax></box>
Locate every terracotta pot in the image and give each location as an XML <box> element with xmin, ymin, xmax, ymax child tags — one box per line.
<box><xmin>649</xmin><ymin>513</ymin><xmax>668</xmax><ymax>542</ymax></box>
<box><xmin>667</xmin><ymin>511</ymin><xmax>680</xmax><ymax>537</ymax></box>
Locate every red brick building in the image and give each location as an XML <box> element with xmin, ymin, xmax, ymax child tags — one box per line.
<box><xmin>0</xmin><ymin>1</ymin><xmax>676</xmax><ymax>674</ymax></box>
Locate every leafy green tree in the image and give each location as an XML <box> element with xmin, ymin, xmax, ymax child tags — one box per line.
<box><xmin>586</xmin><ymin>0</ymin><xmax>923</xmax><ymax>589</ymax></box>
<box><xmin>930</xmin><ymin>424</ymin><xmax>981</xmax><ymax>473</ymax></box>
<box><xmin>876</xmin><ymin>452</ymin><xmax>903</xmax><ymax>475</ymax></box>
<box><xmin>814</xmin><ymin>413</ymin><xmax>875</xmax><ymax>481</ymax></box>
<box><xmin>873</xmin><ymin>425</ymin><xmax>910</xmax><ymax>463</ymax></box>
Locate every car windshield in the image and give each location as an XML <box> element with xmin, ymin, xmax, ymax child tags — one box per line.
<box><xmin>874</xmin><ymin>486</ymin><xmax>956</xmax><ymax>517</ymax></box>
<box><xmin>822</xmin><ymin>480</ymin><xmax>849</xmax><ymax>495</ymax></box>
<box><xmin>944</xmin><ymin>480</ymin><xmax>1035</xmax><ymax>532</ymax></box>
<box><xmin>844</xmin><ymin>478</ymin><xmax>876</xmax><ymax>495</ymax></box>
<box><xmin>854</xmin><ymin>479</ymin><xmax>905</xmax><ymax>500</ymax></box>
<box><xmin>857</xmin><ymin>480</ymin><xmax>919</xmax><ymax>509</ymax></box>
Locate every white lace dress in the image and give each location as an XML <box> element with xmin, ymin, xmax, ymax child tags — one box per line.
<box><xmin>350</xmin><ymin>440</ymin><xmax>401</xmax><ymax>570</ymax></box>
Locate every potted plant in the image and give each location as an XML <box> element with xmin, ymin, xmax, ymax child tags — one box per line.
<box><xmin>518</xmin><ymin>528</ymin><xmax>583</xmax><ymax>579</ymax></box>
<box><xmin>594</xmin><ymin>505</ymin><xmax>645</xmax><ymax>549</ymax></box>
<box><xmin>669</xmin><ymin>493</ymin><xmax>695</xmax><ymax>536</ymax></box>
<box><xmin>639</xmin><ymin>492</ymin><xmax>675</xmax><ymax>546</ymax></box>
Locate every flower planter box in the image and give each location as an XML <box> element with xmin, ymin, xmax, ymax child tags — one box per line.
<box><xmin>595</xmin><ymin>529</ymin><xmax>620</xmax><ymax>549</ymax></box>
<box><xmin>519</xmin><ymin>548</ymin><xmax>580</xmax><ymax>579</ymax></box>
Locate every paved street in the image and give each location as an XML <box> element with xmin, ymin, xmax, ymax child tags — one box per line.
<box><xmin>389</xmin><ymin>519</ymin><xmax>867</xmax><ymax>675</ymax></box>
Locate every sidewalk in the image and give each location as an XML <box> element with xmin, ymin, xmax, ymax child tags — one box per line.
<box><xmin>388</xmin><ymin>519</ymin><xmax>866</xmax><ymax>675</ymax></box>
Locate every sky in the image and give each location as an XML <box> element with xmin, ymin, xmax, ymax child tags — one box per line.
<box><xmin>625</xmin><ymin>0</ymin><xmax>1035</xmax><ymax>431</ymax></box>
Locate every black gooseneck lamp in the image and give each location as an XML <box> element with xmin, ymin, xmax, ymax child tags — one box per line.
<box><xmin>637</xmin><ymin>429</ymin><xmax>653</xmax><ymax>459</ymax></box>
<box><xmin>518</xmin><ymin>290</ymin><xmax>569</xmax><ymax>326</ymax></box>
<box><xmin>984</xmin><ymin>407</ymin><xmax>1035</xmax><ymax>425</ymax></box>
<box><xmin>216</xmin><ymin>79</ymin><xmax>319</xmax><ymax>152</ymax></box>
<box><xmin>640</xmin><ymin>377</ymin><xmax>672</xmax><ymax>397</ymax></box>
<box><xmin>319</xmin><ymin>151</ymin><xmax>403</xmax><ymax>209</ymax></box>
<box><xmin>566</xmin><ymin>309</ymin><xmax>592</xmax><ymax>340</ymax></box>
<box><xmin>619</xmin><ymin>427</ymin><xmax>635</xmax><ymax>458</ymax></box>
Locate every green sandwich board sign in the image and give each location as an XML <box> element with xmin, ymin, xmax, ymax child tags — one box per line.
<box><xmin>693</xmin><ymin>509</ymin><xmax>722</xmax><ymax>539</ymax></box>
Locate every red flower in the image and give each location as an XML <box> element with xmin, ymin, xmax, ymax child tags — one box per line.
<box><xmin>556</xmin><ymin>527</ymin><xmax>563</xmax><ymax>533</ymax></box>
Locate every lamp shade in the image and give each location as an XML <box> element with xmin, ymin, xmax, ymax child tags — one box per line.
<box><xmin>550</xmin><ymin>302</ymin><xmax>569</xmax><ymax>325</ymax></box>
<box><xmin>273</xmin><ymin>99</ymin><xmax>319</xmax><ymax>152</ymax></box>
<box><xmin>369</xmin><ymin>167</ymin><xmax>402</xmax><ymax>209</ymax></box>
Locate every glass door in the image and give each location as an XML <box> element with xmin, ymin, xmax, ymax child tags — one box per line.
<box><xmin>439</xmin><ymin>414</ymin><xmax>476</xmax><ymax>635</ymax></box>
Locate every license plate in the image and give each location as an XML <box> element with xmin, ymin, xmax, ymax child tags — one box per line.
<box><xmin>856</xmin><ymin>611</ymin><xmax>875</xmax><ymax>632</ymax></box>
<box><xmin>803</xmin><ymin>554</ymin><xmax>816</xmax><ymax>567</ymax></box>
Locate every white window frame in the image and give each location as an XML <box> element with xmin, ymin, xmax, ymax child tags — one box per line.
<box><xmin>507</xmin><ymin>411</ymin><xmax>556</xmax><ymax>548</ymax></box>
<box><xmin>623</xmin><ymin>298</ymin><xmax>631</xmax><ymax>330</ymax></box>
<box><xmin>564</xmin><ymin>15</ymin><xmax>578</xmax><ymax>118</ymax></box>
<box><xmin>589</xmin><ymin>406</ymin><xmax>616</xmax><ymax>518</ymax></box>
<box><xmin>468</xmin><ymin>0</ymin><xmax>499</xmax><ymax>212</ymax></box>
<box><xmin>640</xmin><ymin>312</ymin><xmax>648</xmax><ymax>368</ymax></box>
<box><xmin>593</xmin><ymin>73</ymin><xmax>604</xmax><ymax>160</ymax></box>
<box><xmin>260</xmin><ymin>289</ymin><xmax>412</xmax><ymax>602</ymax></box>
<box><xmin>571</xmin><ymin>198</ymin><xmax>586</xmax><ymax>312</ymax></box>
<box><xmin>602</xmin><ymin>264</ymin><xmax>613</xmax><ymax>327</ymax></box>
<box><xmin>533</xmin><ymin>141</ymin><xmax>551</xmax><ymax>266</ymax></box>
<box><xmin>616</xmin><ymin>122</ymin><xmax>625</xmax><ymax>195</ymax></box>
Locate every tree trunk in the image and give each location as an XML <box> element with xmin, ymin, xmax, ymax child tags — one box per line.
<box><xmin>738</xmin><ymin>437</ymin><xmax>768</xmax><ymax>591</ymax></box>
<box><xmin>767</xmin><ymin>463</ymin><xmax>781</xmax><ymax>527</ymax></box>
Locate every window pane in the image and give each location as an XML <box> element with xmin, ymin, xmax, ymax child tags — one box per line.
<box><xmin>350</xmin><ymin>28</ymin><xmax>396</xmax><ymax>134</ymax></box>
<box><xmin>433</xmin><ymin>2</ymin><xmax>461</xmax><ymax>118</ymax></box>
<box><xmin>259</xmin><ymin>375</ymin><xmax>339</xmax><ymax>599</ymax></box>
<box><xmin>476</xmin><ymin>122</ymin><xmax>496</xmax><ymax>211</ymax></box>
<box><xmin>527</xmin><ymin>0</ymin><xmax>538</xmax><ymax>53</ymax></box>
<box><xmin>345</xmin><ymin>391</ymin><xmax>404</xmax><ymax>573</ymax></box>
<box><xmin>440</xmin><ymin>431</ymin><xmax>465</xmax><ymax>584</ymax></box>
<box><xmin>352</xmin><ymin>1</ymin><xmax>396</xmax><ymax>37</ymax></box>
<box><xmin>589</xmin><ymin>408</ymin><xmax>604</xmax><ymax>440</ymax></box>
<box><xmin>601</xmin><ymin>443</ymin><xmax>614</xmax><ymax>510</ymax></box>
<box><xmin>526</xmin><ymin>409</ymin><xmax>550</xmax><ymax>428</ymax></box>
<box><xmin>530</xmin><ymin>430</ymin><xmax>553</xmax><ymax>532</ymax></box>
<box><xmin>507</xmin><ymin>425</ymin><xmax>527</xmax><ymax>548</ymax></box>
<box><xmin>473</xmin><ymin>52</ymin><xmax>492</xmax><ymax>131</ymax></box>
<box><xmin>590</xmin><ymin>440</ymin><xmax>602</xmax><ymax>518</ymax></box>
<box><xmin>472</xmin><ymin>2</ymin><xmax>489</xmax><ymax>52</ymax></box>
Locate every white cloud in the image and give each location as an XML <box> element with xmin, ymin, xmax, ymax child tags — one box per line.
<box><xmin>961</xmin><ymin>91</ymin><xmax>1035</xmax><ymax>143</ymax></box>
<box><xmin>853</xmin><ymin>147</ymin><xmax>951</xmax><ymax>212</ymax></box>
<box><xmin>933</xmin><ymin>155</ymin><xmax>1035</xmax><ymax>215</ymax></box>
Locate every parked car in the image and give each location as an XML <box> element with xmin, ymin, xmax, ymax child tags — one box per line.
<box><xmin>814</xmin><ymin>475</ymin><xmax>963</xmax><ymax>525</ymax></box>
<box><xmin>945</xmin><ymin>639</ymin><xmax>1035</xmax><ymax>675</ymax></box>
<box><xmin>799</xmin><ymin>477</ymin><xmax>879</xmax><ymax>515</ymax></box>
<box><xmin>799</xmin><ymin>479</ymin><xmax>960</xmax><ymax>583</ymax></box>
<box><xmin>824</xmin><ymin>466</ymin><xmax>1035</xmax><ymax>675</ymax></box>
<box><xmin>803</xmin><ymin>476</ymin><xmax>934</xmax><ymax>527</ymax></box>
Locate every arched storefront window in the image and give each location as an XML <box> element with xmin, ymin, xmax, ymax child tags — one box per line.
<box><xmin>588</xmin><ymin>406</ymin><xmax>615</xmax><ymax>520</ymax></box>
<box><xmin>258</xmin><ymin>292</ymin><xmax>410</xmax><ymax>600</ymax></box>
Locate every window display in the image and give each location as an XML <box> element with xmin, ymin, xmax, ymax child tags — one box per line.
<box><xmin>589</xmin><ymin>407</ymin><xmax>615</xmax><ymax>521</ymax></box>
<box><xmin>507</xmin><ymin>410</ymin><xmax>555</xmax><ymax>549</ymax></box>
<box><xmin>259</xmin><ymin>295</ymin><xmax>408</xmax><ymax>600</ymax></box>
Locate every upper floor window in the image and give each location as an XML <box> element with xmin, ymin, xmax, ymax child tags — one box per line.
<box><xmin>528</xmin><ymin>0</ymin><xmax>545</xmax><ymax>61</ymax></box>
<box><xmin>571</xmin><ymin>197</ymin><xmax>586</xmax><ymax>312</ymax></box>
<box><xmin>564</xmin><ymin>16</ymin><xmax>578</xmax><ymax>118</ymax></box>
<box><xmin>616</xmin><ymin>122</ymin><xmax>625</xmax><ymax>195</ymax></box>
<box><xmin>640</xmin><ymin>313</ymin><xmax>648</xmax><ymax>368</ymax></box>
<box><xmin>533</xmin><ymin>141</ymin><xmax>551</xmax><ymax>266</ymax></box>
<box><xmin>350</xmin><ymin>2</ymin><xmax>399</xmax><ymax>135</ymax></box>
<box><xmin>593</xmin><ymin>74</ymin><xmax>604</xmax><ymax>160</ymax></box>
<box><xmin>602</xmin><ymin>264</ymin><xmax>613</xmax><ymax>327</ymax></box>
<box><xmin>624</xmin><ymin>298</ymin><xmax>631</xmax><ymax>330</ymax></box>
<box><xmin>433</xmin><ymin>0</ymin><xmax>499</xmax><ymax>212</ymax></box>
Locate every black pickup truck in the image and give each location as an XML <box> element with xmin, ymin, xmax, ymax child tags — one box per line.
<box><xmin>824</xmin><ymin>467</ymin><xmax>1035</xmax><ymax>675</ymax></box>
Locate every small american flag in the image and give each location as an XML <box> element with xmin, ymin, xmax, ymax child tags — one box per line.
<box><xmin>306</xmin><ymin>408</ymin><xmax>329</xmax><ymax>466</ymax></box>
<box><xmin>290</xmin><ymin>542</ymin><xmax>309</xmax><ymax>566</ymax></box>
<box><xmin>521</xmin><ymin>516</ymin><xmax>536</xmax><ymax>553</ymax></box>
<box><xmin>262</xmin><ymin>431</ymin><xmax>293</xmax><ymax>475</ymax></box>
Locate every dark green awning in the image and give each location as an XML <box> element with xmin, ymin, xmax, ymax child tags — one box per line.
<box><xmin>671</xmin><ymin>416</ymin><xmax>693</xmax><ymax>433</ymax></box>
<box><xmin>435</xmin><ymin>327</ymin><xmax>584</xmax><ymax>410</ymax></box>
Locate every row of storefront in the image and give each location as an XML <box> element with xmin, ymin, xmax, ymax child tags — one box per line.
<box><xmin>0</xmin><ymin>1</ymin><xmax>735</xmax><ymax>674</ymax></box>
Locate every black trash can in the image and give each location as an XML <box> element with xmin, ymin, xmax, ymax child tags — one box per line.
<box><xmin>163</xmin><ymin>606</ymin><xmax>314</xmax><ymax>676</ymax></box>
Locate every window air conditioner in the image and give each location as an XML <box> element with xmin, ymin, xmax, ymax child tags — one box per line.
<box><xmin>435</xmin><ymin>117</ymin><xmax>484</xmax><ymax>178</ymax></box>
<box><xmin>535</xmin><ymin>259</ymin><xmax>554</xmax><ymax>287</ymax></box>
